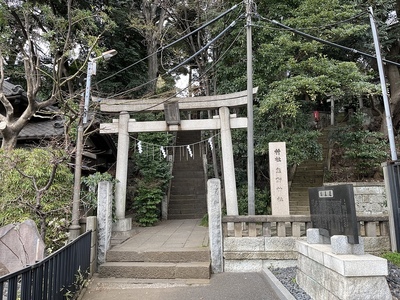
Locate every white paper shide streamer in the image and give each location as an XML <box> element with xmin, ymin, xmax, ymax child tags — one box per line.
<box><xmin>160</xmin><ymin>146</ymin><xmax>167</xmax><ymax>158</ymax></box>
<box><xmin>208</xmin><ymin>137</ymin><xmax>213</xmax><ymax>151</ymax></box>
<box><xmin>137</xmin><ymin>140</ymin><xmax>143</xmax><ymax>154</ymax></box>
<box><xmin>186</xmin><ymin>145</ymin><xmax>193</xmax><ymax>158</ymax></box>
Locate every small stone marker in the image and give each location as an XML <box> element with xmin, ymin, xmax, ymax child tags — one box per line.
<box><xmin>269</xmin><ymin>142</ymin><xmax>290</xmax><ymax>215</ymax></box>
<box><xmin>309</xmin><ymin>184</ymin><xmax>359</xmax><ymax>244</ymax></box>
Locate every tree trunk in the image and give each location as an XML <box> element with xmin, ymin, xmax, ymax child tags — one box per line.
<box><xmin>142</xmin><ymin>1</ymin><xmax>165</xmax><ymax>95</ymax></box>
<box><xmin>1</xmin><ymin>127</ymin><xmax>19</xmax><ymax>151</ymax></box>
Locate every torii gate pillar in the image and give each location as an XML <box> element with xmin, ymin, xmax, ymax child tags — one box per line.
<box><xmin>113</xmin><ymin>111</ymin><xmax>132</xmax><ymax>231</ymax></box>
<box><xmin>219</xmin><ymin>107</ymin><xmax>238</xmax><ymax>216</ymax></box>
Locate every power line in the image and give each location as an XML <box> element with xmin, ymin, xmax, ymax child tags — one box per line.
<box><xmin>96</xmin><ymin>3</ymin><xmax>240</xmax><ymax>86</ymax></box>
<box><xmin>94</xmin><ymin>25</ymin><xmax>245</xmax><ymax>116</ymax></box>
<box><xmin>98</xmin><ymin>16</ymin><xmax>241</xmax><ymax>101</ymax></box>
<box><xmin>166</xmin><ymin>20</ymin><xmax>238</xmax><ymax>75</ymax></box>
<box><xmin>262</xmin><ymin>17</ymin><xmax>400</xmax><ymax>67</ymax></box>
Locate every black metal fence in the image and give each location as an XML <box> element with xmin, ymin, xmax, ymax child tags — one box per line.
<box><xmin>0</xmin><ymin>230</ymin><xmax>91</xmax><ymax>300</ymax></box>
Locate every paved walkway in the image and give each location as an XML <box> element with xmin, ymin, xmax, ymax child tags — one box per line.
<box><xmin>114</xmin><ymin>219</ymin><xmax>209</xmax><ymax>250</ymax></box>
<box><xmin>79</xmin><ymin>219</ymin><xmax>293</xmax><ymax>300</ymax></box>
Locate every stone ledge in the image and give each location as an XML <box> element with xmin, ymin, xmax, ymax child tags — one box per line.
<box><xmin>224</xmin><ymin>237</ymin><xmax>264</xmax><ymax>251</ymax></box>
<box><xmin>224</xmin><ymin>251</ymin><xmax>298</xmax><ymax>260</ymax></box>
<box><xmin>224</xmin><ymin>236</ymin><xmax>306</xmax><ymax>252</ymax></box>
<box><xmin>297</xmin><ymin>241</ymin><xmax>388</xmax><ymax>277</ymax></box>
<box><xmin>297</xmin><ymin>253</ymin><xmax>391</xmax><ymax>300</ymax></box>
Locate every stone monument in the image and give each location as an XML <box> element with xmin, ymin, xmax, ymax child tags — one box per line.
<box><xmin>296</xmin><ymin>184</ymin><xmax>391</xmax><ymax>300</ymax></box>
<box><xmin>0</xmin><ymin>219</ymin><xmax>45</xmax><ymax>274</ymax></box>
<box><xmin>309</xmin><ymin>184</ymin><xmax>359</xmax><ymax>245</ymax></box>
<box><xmin>269</xmin><ymin>142</ymin><xmax>290</xmax><ymax>215</ymax></box>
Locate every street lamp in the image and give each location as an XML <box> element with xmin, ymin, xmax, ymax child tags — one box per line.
<box><xmin>83</xmin><ymin>49</ymin><xmax>118</xmax><ymax>124</ymax></box>
<box><xmin>69</xmin><ymin>49</ymin><xmax>117</xmax><ymax>241</ymax></box>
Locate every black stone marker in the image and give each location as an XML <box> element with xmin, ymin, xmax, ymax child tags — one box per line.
<box><xmin>309</xmin><ymin>184</ymin><xmax>359</xmax><ymax>244</ymax></box>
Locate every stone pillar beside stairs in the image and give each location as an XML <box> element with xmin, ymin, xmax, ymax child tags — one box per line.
<box><xmin>97</xmin><ymin>181</ymin><xmax>113</xmax><ymax>266</ymax></box>
<box><xmin>207</xmin><ymin>178</ymin><xmax>223</xmax><ymax>273</ymax></box>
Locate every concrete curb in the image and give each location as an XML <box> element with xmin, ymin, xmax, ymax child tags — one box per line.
<box><xmin>262</xmin><ymin>268</ymin><xmax>296</xmax><ymax>300</ymax></box>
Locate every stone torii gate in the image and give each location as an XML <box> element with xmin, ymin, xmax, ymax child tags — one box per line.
<box><xmin>98</xmin><ymin>88</ymin><xmax>258</xmax><ymax>231</ymax></box>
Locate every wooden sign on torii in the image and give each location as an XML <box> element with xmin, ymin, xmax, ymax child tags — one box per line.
<box><xmin>98</xmin><ymin>88</ymin><xmax>258</xmax><ymax>231</ymax></box>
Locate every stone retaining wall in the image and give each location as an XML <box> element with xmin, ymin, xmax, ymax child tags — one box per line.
<box><xmin>325</xmin><ymin>182</ymin><xmax>387</xmax><ymax>214</ymax></box>
<box><xmin>296</xmin><ymin>241</ymin><xmax>391</xmax><ymax>300</ymax></box>
<box><xmin>223</xmin><ymin>235</ymin><xmax>391</xmax><ymax>271</ymax></box>
<box><xmin>224</xmin><ymin>237</ymin><xmax>303</xmax><ymax>271</ymax></box>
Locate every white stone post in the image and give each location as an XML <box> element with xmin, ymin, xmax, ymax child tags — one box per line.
<box><xmin>208</xmin><ymin>179</ymin><xmax>223</xmax><ymax>273</ymax></box>
<box><xmin>219</xmin><ymin>107</ymin><xmax>238</xmax><ymax>216</ymax></box>
<box><xmin>114</xmin><ymin>112</ymin><xmax>132</xmax><ymax>231</ymax></box>
<box><xmin>97</xmin><ymin>181</ymin><xmax>113</xmax><ymax>265</ymax></box>
<box><xmin>85</xmin><ymin>216</ymin><xmax>97</xmax><ymax>274</ymax></box>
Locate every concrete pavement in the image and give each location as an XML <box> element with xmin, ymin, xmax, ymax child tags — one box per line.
<box><xmin>79</xmin><ymin>270</ymin><xmax>293</xmax><ymax>300</ymax></box>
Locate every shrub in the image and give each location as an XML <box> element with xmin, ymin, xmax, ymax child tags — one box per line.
<box><xmin>237</xmin><ymin>185</ymin><xmax>271</xmax><ymax>215</ymax></box>
<box><xmin>81</xmin><ymin>172</ymin><xmax>117</xmax><ymax>219</ymax></box>
<box><xmin>330</xmin><ymin>112</ymin><xmax>388</xmax><ymax>179</ymax></box>
<box><xmin>0</xmin><ymin>148</ymin><xmax>73</xmax><ymax>251</ymax></box>
<box><xmin>132</xmin><ymin>133</ymin><xmax>173</xmax><ymax>226</ymax></box>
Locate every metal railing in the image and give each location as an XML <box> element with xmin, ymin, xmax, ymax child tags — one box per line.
<box><xmin>0</xmin><ymin>230</ymin><xmax>91</xmax><ymax>300</ymax></box>
<box><xmin>222</xmin><ymin>215</ymin><xmax>389</xmax><ymax>238</ymax></box>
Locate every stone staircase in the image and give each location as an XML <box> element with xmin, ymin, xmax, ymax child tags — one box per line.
<box><xmin>168</xmin><ymin>131</ymin><xmax>207</xmax><ymax>219</ymax></box>
<box><xmin>289</xmin><ymin>129</ymin><xmax>330</xmax><ymax>215</ymax></box>
<box><xmin>99</xmin><ymin>220</ymin><xmax>210</xmax><ymax>280</ymax></box>
<box><xmin>99</xmin><ymin>248</ymin><xmax>210</xmax><ymax>279</ymax></box>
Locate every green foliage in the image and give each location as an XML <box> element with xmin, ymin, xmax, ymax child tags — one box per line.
<box><xmin>132</xmin><ymin>132</ymin><xmax>173</xmax><ymax>226</ymax></box>
<box><xmin>0</xmin><ymin>148</ymin><xmax>73</xmax><ymax>251</ymax></box>
<box><xmin>382</xmin><ymin>252</ymin><xmax>400</xmax><ymax>267</ymax></box>
<box><xmin>62</xmin><ymin>267</ymin><xmax>89</xmax><ymax>300</ymax></box>
<box><xmin>82</xmin><ymin>172</ymin><xmax>117</xmax><ymax>218</ymax></box>
<box><xmin>330</xmin><ymin>112</ymin><xmax>389</xmax><ymax>178</ymax></box>
<box><xmin>133</xmin><ymin>181</ymin><xmax>165</xmax><ymax>226</ymax></box>
<box><xmin>237</xmin><ymin>186</ymin><xmax>271</xmax><ymax>215</ymax></box>
<box><xmin>255</xmin><ymin>107</ymin><xmax>323</xmax><ymax>166</ymax></box>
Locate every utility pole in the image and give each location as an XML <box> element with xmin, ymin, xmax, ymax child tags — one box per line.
<box><xmin>246</xmin><ymin>0</ymin><xmax>255</xmax><ymax>215</ymax></box>
<box><xmin>369</xmin><ymin>7</ymin><xmax>397</xmax><ymax>161</ymax></box>
<box><xmin>69</xmin><ymin>50</ymin><xmax>117</xmax><ymax>241</ymax></box>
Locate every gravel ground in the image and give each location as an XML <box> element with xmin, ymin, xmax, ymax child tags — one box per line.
<box><xmin>387</xmin><ymin>262</ymin><xmax>400</xmax><ymax>300</ymax></box>
<box><xmin>271</xmin><ymin>267</ymin><xmax>311</xmax><ymax>300</ymax></box>
<box><xmin>272</xmin><ymin>263</ymin><xmax>400</xmax><ymax>300</ymax></box>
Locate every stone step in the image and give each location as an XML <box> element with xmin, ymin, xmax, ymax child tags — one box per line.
<box><xmin>289</xmin><ymin>190</ymin><xmax>310</xmax><ymax>195</ymax></box>
<box><xmin>169</xmin><ymin>194</ymin><xmax>206</xmax><ymax>200</ymax></box>
<box><xmin>168</xmin><ymin>209</ymin><xmax>207</xmax><ymax>217</ymax></box>
<box><xmin>170</xmin><ymin>188</ymin><xmax>205</xmax><ymax>196</ymax></box>
<box><xmin>294</xmin><ymin>169</ymin><xmax>324</xmax><ymax>175</ymax></box>
<box><xmin>290</xmin><ymin>180</ymin><xmax>322</xmax><ymax>186</ymax></box>
<box><xmin>168</xmin><ymin>203</ymin><xmax>206</xmax><ymax>208</ymax></box>
<box><xmin>106</xmin><ymin>248</ymin><xmax>210</xmax><ymax>263</ymax></box>
<box><xmin>168</xmin><ymin>213</ymin><xmax>207</xmax><ymax>219</ymax></box>
<box><xmin>289</xmin><ymin>128</ymin><xmax>330</xmax><ymax>215</ymax></box>
<box><xmin>168</xmin><ymin>199</ymin><xmax>207</xmax><ymax>206</ymax></box>
<box><xmin>170</xmin><ymin>177</ymin><xmax>205</xmax><ymax>183</ymax></box>
<box><xmin>290</xmin><ymin>210</ymin><xmax>310</xmax><ymax>215</ymax></box>
<box><xmin>172</xmin><ymin>170</ymin><xmax>205</xmax><ymax>178</ymax></box>
<box><xmin>170</xmin><ymin>184</ymin><xmax>205</xmax><ymax>192</ymax></box>
<box><xmin>99</xmin><ymin>261</ymin><xmax>210</xmax><ymax>279</ymax></box>
<box><xmin>168</xmin><ymin>194</ymin><xmax>207</xmax><ymax>217</ymax></box>
<box><xmin>289</xmin><ymin>197</ymin><xmax>309</xmax><ymax>202</ymax></box>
